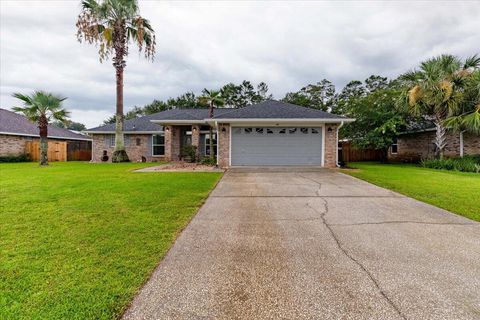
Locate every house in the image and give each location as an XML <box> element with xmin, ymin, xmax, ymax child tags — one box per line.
<box><xmin>388</xmin><ymin>121</ymin><xmax>480</xmax><ymax>162</ymax></box>
<box><xmin>0</xmin><ymin>108</ymin><xmax>92</xmax><ymax>160</ymax></box>
<box><xmin>85</xmin><ymin>100</ymin><xmax>353</xmax><ymax>167</ymax></box>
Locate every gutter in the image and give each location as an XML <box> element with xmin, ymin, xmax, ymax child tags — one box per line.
<box><xmin>336</xmin><ymin>121</ymin><xmax>344</xmax><ymax>167</ymax></box>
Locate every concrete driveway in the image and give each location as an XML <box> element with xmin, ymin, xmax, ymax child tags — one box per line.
<box><xmin>123</xmin><ymin>167</ymin><xmax>480</xmax><ymax>320</ymax></box>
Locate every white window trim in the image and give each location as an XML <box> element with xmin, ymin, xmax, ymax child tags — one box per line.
<box><xmin>391</xmin><ymin>138</ymin><xmax>398</xmax><ymax>154</ymax></box>
<box><xmin>152</xmin><ymin>134</ymin><xmax>165</xmax><ymax>157</ymax></box>
<box><xmin>108</xmin><ymin>134</ymin><xmax>115</xmax><ymax>147</ymax></box>
<box><xmin>204</xmin><ymin>133</ymin><xmax>218</xmax><ymax>156</ymax></box>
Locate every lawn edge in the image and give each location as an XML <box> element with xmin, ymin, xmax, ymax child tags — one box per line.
<box><xmin>117</xmin><ymin>171</ymin><xmax>224</xmax><ymax>319</ymax></box>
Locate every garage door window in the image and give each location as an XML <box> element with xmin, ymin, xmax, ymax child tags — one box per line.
<box><xmin>311</xmin><ymin>128</ymin><xmax>320</xmax><ymax>134</ymax></box>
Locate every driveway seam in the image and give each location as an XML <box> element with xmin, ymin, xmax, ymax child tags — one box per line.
<box><xmin>307</xmin><ymin>198</ymin><xmax>407</xmax><ymax>320</ymax></box>
<box><xmin>331</xmin><ymin>221</ymin><xmax>478</xmax><ymax>227</ymax></box>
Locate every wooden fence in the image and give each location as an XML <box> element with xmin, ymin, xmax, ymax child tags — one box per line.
<box><xmin>25</xmin><ymin>140</ymin><xmax>92</xmax><ymax>162</ymax></box>
<box><xmin>25</xmin><ymin>141</ymin><xmax>67</xmax><ymax>162</ymax></box>
<box><xmin>338</xmin><ymin>141</ymin><xmax>384</xmax><ymax>163</ymax></box>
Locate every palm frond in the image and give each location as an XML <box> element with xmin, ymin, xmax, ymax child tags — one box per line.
<box><xmin>464</xmin><ymin>54</ymin><xmax>480</xmax><ymax>69</ymax></box>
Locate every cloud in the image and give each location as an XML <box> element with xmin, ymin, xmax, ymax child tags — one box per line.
<box><xmin>1</xmin><ymin>1</ymin><xmax>479</xmax><ymax>128</ymax></box>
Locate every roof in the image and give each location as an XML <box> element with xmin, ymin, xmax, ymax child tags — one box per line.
<box><xmin>0</xmin><ymin>108</ymin><xmax>91</xmax><ymax>141</ymax></box>
<box><xmin>85</xmin><ymin>100</ymin><xmax>351</xmax><ymax>133</ymax></box>
<box><xmin>212</xmin><ymin>100</ymin><xmax>347</xmax><ymax>120</ymax></box>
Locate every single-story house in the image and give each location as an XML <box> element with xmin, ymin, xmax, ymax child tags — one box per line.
<box><xmin>388</xmin><ymin>121</ymin><xmax>480</xmax><ymax>162</ymax></box>
<box><xmin>85</xmin><ymin>100</ymin><xmax>353</xmax><ymax>167</ymax></box>
<box><xmin>0</xmin><ymin>108</ymin><xmax>92</xmax><ymax>159</ymax></box>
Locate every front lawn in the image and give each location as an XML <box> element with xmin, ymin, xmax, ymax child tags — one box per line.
<box><xmin>0</xmin><ymin>162</ymin><xmax>222</xmax><ymax>319</ymax></box>
<box><xmin>343</xmin><ymin>162</ymin><xmax>480</xmax><ymax>222</ymax></box>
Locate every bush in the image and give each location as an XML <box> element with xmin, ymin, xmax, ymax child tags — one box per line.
<box><xmin>180</xmin><ymin>145</ymin><xmax>197</xmax><ymax>163</ymax></box>
<box><xmin>201</xmin><ymin>157</ymin><xmax>217</xmax><ymax>166</ymax></box>
<box><xmin>420</xmin><ymin>155</ymin><xmax>480</xmax><ymax>173</ymax></box>
<box><xmin>0</xmin><ymin>154</ymin><xmax>30</xmax><ymax>163</ymax></box>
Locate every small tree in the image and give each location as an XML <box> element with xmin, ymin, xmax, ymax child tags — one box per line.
<box><xmin>76</xmin><ymin>0</ymin><xmax>155</xmax><ymax>162</ymax></box>
<box><xmin>398</xmin><ymin>54</ymin><xmax>480</xmax><ymax>159</ymax></box>
<box><xmin>198</xmin><ymin>90</ymin><xmax>224</xmax><ymax>161</ymax></box>
<box><xmin>12</xmin><ymin>91</ymin><xmax>69</xmax><ymax>166</ymax></box>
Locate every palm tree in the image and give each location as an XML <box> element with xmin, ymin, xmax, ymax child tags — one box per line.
<box><xmin>398</xmin><ymin>54</ymin><xmax>480</xmax><ymax>159</ymax></box>
<box><xmin>12</xmin><ymin>91</ymin><xmax>69</xmax><ymax>166</ymax></box>
<box><xmin>198</xmin><ymin>89</ymin><xmax>224</xmax><ymax>161</ymax></box>
<box><xmin>76</xmin><ymin>0</ymin><xmax>155</xmax><ymax>162</ymax></box>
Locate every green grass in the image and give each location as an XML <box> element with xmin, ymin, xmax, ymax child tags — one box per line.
<box><xmin>0</xmin><ymin>162</ymin><xmax>222</xmax><ymax>320</ymax></box>
<box><xmin>343</xmin><ymin>162</ymin><xmax>480</xmax><ymax>222</ymax></box>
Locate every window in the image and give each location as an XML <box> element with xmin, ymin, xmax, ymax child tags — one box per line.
<box><xmin>289</xmin><ymin>128</ymin><xmax>297</xmax><ymax>134</ymax></box>
<box><xmin>255</xmin><ymin>128</ymin><xmax>264</xmax><ymax>134</ymax></box>
<box><xmin>311</xmin><ymin>128</ymin><xmax>319</xmax><ymax>134</ymax></box>
<box><xmin>266</xmin><ymin>128</ymin><xmax>274</xmax><ymax>134</ymax></box>
<box><xmin>124</xmin><ymin>136</ymin><xmax>130</xmax><ymax>147</ymax></box>
<box><xmin>301</xmin><ymin>128</ymin><xmax>309</xmax><ymax>134</ymax></box>
<box><xmin>108</xmin><ymin>135</ymin><xmax>115</xmax><ymax>147</ymax></box>
<box><xmin>152</xmin><ymin>134</ymin><xmax>165</xmax><ymax>156</ymax></box>
<box><xmin>136</xmin><ymin>138</ymin><xmax>141</xmax><ymax>146</ymax></box>
<box><xmin>279</xmin><ymin>128</ymin><xmax>286</xmax><ymax>134</ymax></box>
<box><xmin>205</xmin><ymin>133</ymin><xmax>217</xmax><ymax>156</ymax></box>
<box><xmin>244</xmin><ymin>128</ymin><xmax>252</xmax><ymax>134</ymax></box>
<box><xmin>391</xmin><ymin>138</ymin><xmax>398</xmax><ymax>154</ymax></box>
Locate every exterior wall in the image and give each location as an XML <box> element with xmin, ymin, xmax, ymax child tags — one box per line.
<box><xmin>324</xmin><ymin>124</ymin><xmax>338</xmax><ymax>168</ymax></box>
<box><xmin>218</xmin><ymin>124</ymin><xmax>230</xmax><ymax>168</ymax></box>
<box><xmin>0</xmin><ymin>134</ymin><xmax>30</xmax><ymax>156</ymax></box>
<box><xmin>388</xmin><ymin>131</ymin><xmax>480</xmax><ymax>162</ymax></box>
<box><xmin>91</xmin><ymin>134</ymin><xmax>163</xmax><ymax>162</ymax></box>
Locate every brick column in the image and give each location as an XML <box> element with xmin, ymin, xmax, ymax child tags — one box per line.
<box><xmin>218</xmin><ymin>123</ymin><xmax>230</xmax><ymax>168</ymax></box>
<box><xmin>324</xmin><ymin>124</ymin><xmax>338</xmax><ymax>168</ymax></box>
<box><xmin>164</xmin><ymin>125</ymin><xmax>173</xmax><ymax>161</ymax></box>
<box><xmin>191</xmin><ymin>124</ymin><xmax>200</xmax><ymax>160</ymax></box>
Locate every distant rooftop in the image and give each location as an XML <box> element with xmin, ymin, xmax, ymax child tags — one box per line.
<box><xmin>0</xmin><ymin>108</ymin><xmax>91</xmax><ymax>141</ymax></box>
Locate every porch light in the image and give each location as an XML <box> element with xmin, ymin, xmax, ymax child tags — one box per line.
<box><xmin>222</xmin><ymin>127</ymin><xmax>226</xmax><ymax>132</ymax></box>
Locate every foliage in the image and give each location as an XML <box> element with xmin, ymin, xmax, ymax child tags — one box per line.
<box><xmin>0</xmin><ymin>162</ymin><xmax>222</xmax><ymax>319</ymax></box>
<box><xmin>344</xmin><ymin>162</ymin><xmax>480</xmax><ymax>222</ymax></box>
<box><xmin>420</xmin><ymin>155</ymin><xmax>480</xmax><ymax>173</ymax></box>
<box><xmin>180</xmin><ymin>145</ymin><xmax>197</xmax><ymax>162</ymax></box>
<box><xmin>338</xmin><ymin>77</ymin><xmax>409</xmax><ymax>159</ymax></box>
<box><xmin>201</xmin><ymin>157</ymin><xmax>217</xmax><ymax>165</ymax></box>
<box><xmin>12</xmin><ymin>91</ymin><xmax>70</xmax><ymax>165</ymax></box>
<box><xmin>0</xmin><ymin>154</ymin><xmax>30</xmax><ymax>163</ymax></box>
<box><xmin>283</xmin><ymin>79</ymin><xmax>335</xmax><ymax>111</ymax></box>
<box><xmin>397</xmin><ymin>54</ymin><xmax>480</xmax><ymax>158</ymax></box>
<box><xmin>52</xmin><ymin>120</ymin><xmax>87</xmax><ymax>131</ymax></box>
<box><xmin>220</xmin><ymin>81</ymin><xmax>272</xmax><ymax>108</ymax></box>
<box><xmin>76</xmin><ymin>0</ymin><xmax>155</xmax><ymax>62</ymax></box>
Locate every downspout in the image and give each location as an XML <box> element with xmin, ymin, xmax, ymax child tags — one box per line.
<box><xmin>336</xmin><ymin>121</ymin><xmax>344</xmax><ymax>167</ymax></box>
<box><xmin>215</xmin><ymin>121</ymin><xmax>219</xmax><ymax>166</ymax></box>
<box><xmin>460</xmin><ymin>131</ymin><xmax>464</xmax><ymax>158</ymax></box>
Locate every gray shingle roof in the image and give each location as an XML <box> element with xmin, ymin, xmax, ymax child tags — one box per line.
<box><xmin>0</xmin><ymin>108</ymin><xmax>91</xmax><ymax>141</ymax></box>
<box><xmin>86</xmin><ymin>100</ymin><xmax>348</xmax><ymax>133</ymax></box>
<box><xmin>213</xmin><ymin>100</ymin><xmax>347</xmax><ymax>119</ymax></box>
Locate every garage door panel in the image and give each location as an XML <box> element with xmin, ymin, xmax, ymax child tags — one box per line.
<box><xmin>231</xmin><ymin>127</ymin><xmax>323</xmax><ymax>166</ymax></box>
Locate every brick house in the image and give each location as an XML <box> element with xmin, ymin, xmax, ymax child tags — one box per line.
<box><xmin>85</xmin><ymin>100</ymin><xmax>353</xmax><ymax>168</ymax></box>
<box><xmin>388</xmin><ymin>125</ymin><xmax>480</xmax><ymax>162</ymax></box>
<box><xmin>0</xmin><ymin>108</ymin><xmax>92</xmax><ymax>158</ymax></box>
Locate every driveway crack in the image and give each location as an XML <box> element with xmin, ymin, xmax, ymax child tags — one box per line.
<box><xmin>306</xmin><ymin>198</ymin><xmax>407</xmax><ymax>320</ymax></box>
<box><xmin>331</xmin><ymin>221</ymin><xmax>477</xmax><ymax>227</ymax></box>
<box><xmin>296</xmin><ymin>173</ymin><xmax>322</xmax><ymax>196</ymax></box>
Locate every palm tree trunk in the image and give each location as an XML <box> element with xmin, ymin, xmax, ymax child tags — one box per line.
<box><xmin>209</xmin><ymin>103</ymin><xmax>214</xmax><ymax>160</ymax></box>
<box><xmin>111</xmin><ymin>22</ymin><xmax>129</xmax><ymax>163</ymax></box>
<box><xmin>39</xmin><ymin>115</ymin><xmax>48</xmax><ymax>166</ymax></box>
<box><xmin>434</xmin><ymin>117</ymin><xmax>446</xmax><ymax>159</ymax></box>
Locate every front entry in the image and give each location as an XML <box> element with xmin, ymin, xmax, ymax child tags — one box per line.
<box><xmin>231</xmin><ymin>127</ymin><xmax>323</xmax><ymax>166</ymax></box>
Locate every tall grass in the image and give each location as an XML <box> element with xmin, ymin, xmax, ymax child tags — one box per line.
<box><xmin>420</xmin><ymin>155</ymin><xmax>480</xmax><ymax>173</ymax></box>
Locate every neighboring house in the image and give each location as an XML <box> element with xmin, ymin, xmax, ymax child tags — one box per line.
<box><xmin>388</xmin><ymin>121</ymin><xmax>480</xmax><ymax>162</ymax></box>
<box><xmin>0</xmin><ymin>108</ymin><xmax>92</xmax><ymax>158</ymax></box>
<box><xmin>85</xmin><ymin>100</ymin><xmax>353</xmax><ymax>167</ymax></box>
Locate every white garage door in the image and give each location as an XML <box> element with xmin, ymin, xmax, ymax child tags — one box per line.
<box><xmin>231</xmin><ymin>127</ymin><xmax>323</xmax><ymax>166</ymax></box>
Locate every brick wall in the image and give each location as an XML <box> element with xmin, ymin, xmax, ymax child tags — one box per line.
<box><xmin>388</xmin><ymin>131</ymin><xmax>480</xmax><ymax>162</ymax></box>
<box><xmin>324</xmin><ymin>124</ymin><xmax>338</xmax><ymax>168</ymax></box>
<box><xmin>0</xmin><ymin>134</ymin><xmax>30</xmax><ymax>156</ymax></box>
<box><xmin>217</xmin><ymin>124</ymin><xmax>230</xmax><ymax>168</ymax></box>
<box><xmin>91</xmin><ymin>134</ymin><xmax>163</xmax><ymax>162</ymax></box>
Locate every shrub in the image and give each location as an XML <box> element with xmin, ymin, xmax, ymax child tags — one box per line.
<box><xmin>420</xmin><ymin>155</ymin><xmax>480</xmax><ymax>173</ymax></box>
<box><xmin>201</xmin><ymin>157</ymin><xmax>217</xmax><ymax>166</ymax></box>
<box><xmin>180</xmin><ymin>145</ymin><xmax>197</xmax><ymax>163</ymax></box>
<box><xmin>0</xmin><ymin>154</ymin><xmax>30</xmax><ymax>163</ymax></box>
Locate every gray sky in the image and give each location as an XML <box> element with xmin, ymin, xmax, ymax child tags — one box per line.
<box><xmin>1</xmin><ymin>1</ymin><xmax>479</xmax><ymax>128</ymax></box>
